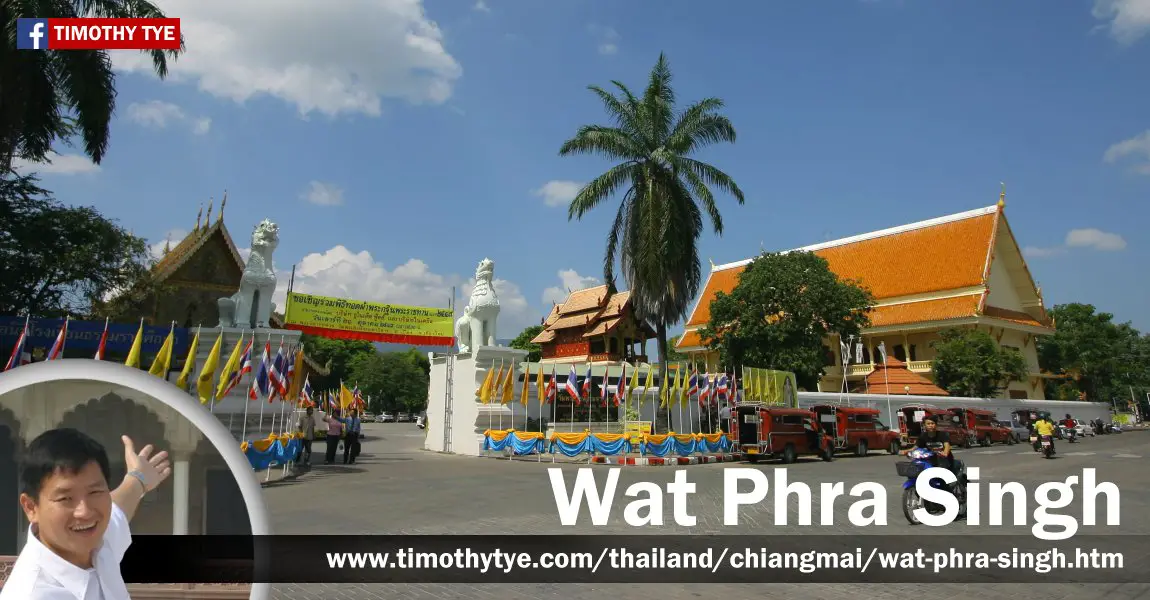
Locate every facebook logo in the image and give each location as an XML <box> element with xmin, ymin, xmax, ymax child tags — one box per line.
<box><xmin>16</xmin><ymin>18</ymin><xmax>49</xmax><ymax>50</ymax></box>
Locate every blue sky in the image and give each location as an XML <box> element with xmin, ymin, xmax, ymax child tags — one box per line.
<box><xmin>16</xmin><ymin>0</ymin><xmax>1150</xmax><ymax>342</ymax></box>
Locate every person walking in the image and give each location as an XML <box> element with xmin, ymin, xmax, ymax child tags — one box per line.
<box><xmin>343</xmin><ymin>410</ymin><xmax>362</xmax><ymax>464</ymax></box>
<box><xmin>323</xmin><ymin>411</ymin><xmax>344</xmax><ymax>465</ymax></box>
<box><xmin>295</xmin><ymin>407</ymin><xmax>316</xmax><ymax>465</ymax></box>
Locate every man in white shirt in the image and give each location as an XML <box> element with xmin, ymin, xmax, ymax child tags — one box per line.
<box><xmin>1</xmin><ymin>428</ymin><xmax>172</xmax><ymax>599</ymax></box>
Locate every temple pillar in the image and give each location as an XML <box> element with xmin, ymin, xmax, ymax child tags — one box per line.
<box><xmin>172</xmin><ymin>451</ymin><xmax>191</xmax><ymax>535</ymax></box>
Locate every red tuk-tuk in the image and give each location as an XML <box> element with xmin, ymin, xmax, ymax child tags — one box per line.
<box><xmin>896</xmin><ymin>404</ymin><xmax>965</xmax><ymax>448</ymax></box>
<box><xmin>812</xmin><ymin>404</ymin><xmax>901</xmax><ymax>456</ymax></box>
<box><xmin>735</xmin><ymin>405</ymin><xmax>835</xmax><ymax>464</ymax></box>
<box><xmin>949</xmin><ymin>407</ymin><xmax>1012</xmax><ymax>446</ymax></box>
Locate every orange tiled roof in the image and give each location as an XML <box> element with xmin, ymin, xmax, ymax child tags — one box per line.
<box><xmin>151</xmin><ymin>220</ymin><xmax>245</xmax><ymax>283</ymax></box>
<box><xmin>686</xmin><ymin>206</ymin><xmax>999</xmax><ymax>327</ymax></box>
<box><xmin>868</xmin><ymin>294</ymin><xmax>983</xmax><ymax>328</ymax></box>
<box><xmin>531</xmin><ymin>287</ymin><xmax>653</xmax><ymax>344</ymax></box>
<box><xmin>675</xmin><ymin>294</ymin><xmax>984</xmax><ymax>351</ymax></box>
<box><xmin>982</xmin><ymin>305</ymin><xmax>1049</xmax><ymax>329</ymax></box>
<box><xmin>858</xmin><ymin>358</ymin><xmax>948</xmax><ymax>396</ymax></box>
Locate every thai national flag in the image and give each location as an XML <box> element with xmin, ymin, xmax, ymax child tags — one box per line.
<box><xmin>564</xmin><ymin>365</ymin><xmax>581</xmax><ymax>405</ymax></box>
<box><xmin>581</xmin><ymin>364</ymin><xmax>593</xmax><ymax>396</ymax></box>
<box><xmin>687</xmin><ymin>368</ymin><xmax>699</xmax><ymax>397</ymax></box>
<box><xmin>600</xmin><ymin>368</ymin><xmax>610</xmax><ymax>407</ymax></box>
<box><xmin>93</xmin><ymin>319</ymin><xmax>109</xmax><ymax>360</ymax></box>
<box><xmin>4</xmin><ymin>317</ymin><xmax>29</xmax><ymax>372</ymax></box>
<box><xmin>249</xmin><ymin>342</ymin><xmax>272</xmax><ymax>400</ymax></box>
<box><xmin>223</xmin><ymin>337</ymin><xmax>254</xmax><ymax>396</ymax></box>
<box><xmin>698</xmin><ymin>372</ymin><xmax>711</xmax><ymax>405</ymax></box>
<box><xmin>46</xmin><ymin>319</ymin><xmax>68</xmax><ymax>360</ymax></box>
<box><xmin>283</xmin><ymin>344</ymin><xmax>297</xmax><ymax>396</ymax></box>
<box><xmin>268</xmin><ymin>340</ymin><xmax>287</xmax><ymax>401</ymax></box>
<box><xmin>300</xmin><ymin>375</ymin><xmax>314</xmax><ymax>407</ymax></box>
<box><xmin>716</xmin><ymin>373</ymin><xmax>730</xmax><ymax>402</ymax></box>
<box><xmin>546</xmin><ymin>366</ymin><xmax>557</xmax><ymax>402</ymax></box>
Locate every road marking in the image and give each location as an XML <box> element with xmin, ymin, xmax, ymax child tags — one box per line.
<box><xmin>973</xmin><ymin>450</ymin><xmax>1007</xmax><ymax>455</ymax></box>
<box><xmin>1016</xmin><ymin>451</ymin><xmax>1035</xmax><ymax>455</ymax></box>
<box><xmin>1113</xmin><ymin>454</ymin><xmax>1142</xmax><ymax>459</ymax></box>
<box><xmin>1060</xmin><ymin>452</ymin><xmax>1095</xmax><ymax>456</ymax></box>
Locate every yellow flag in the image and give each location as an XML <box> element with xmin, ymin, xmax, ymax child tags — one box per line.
<box><xmin>677</xmin><ymin>366</ymin><xmax>687</xmax><ymax>407</ymax></box>
<box><xmin>535</xmin><ymin>363</ymin><xmax>546</xmax><ymax>404</ymax></box>
<box><xmin>340</xmin><ymin>382</ymin><xmax>355</xmax><ymax>410</ymax></box>
<box><xmin>491</xmin><ymin>365</ymin><xmax>506</xmax><ymax>403</ymax></box>
<box><xmin>148</xmin><ymin>324</ymin><xmax>175</xmax><ymax>378</ymax></box>
<box><xmin>628</xmin><ymin>362</ymin><xmax>639</xmax><ymax>394</ymax></box>
<box><xmin>659</xmin><ymin>368</ymin><xmax>670</xmax><ymax>408</ymax></box>
<box><xmin>196</xmin><ymin>331</ymin><xmax>223</xmax><ymax>404</ymax></box>
<box><xmin>287</xmin><ymin>343</ymin><xmax>306</xmax><ymax>402</ymax></box>
<box><xmin>175</xmin><ymin>327</ymin><xmax>200</xmax><ymax>389</ymax></box>
<box><xmin>520</xmin><ymin>362</ymin><xmax>531</xmax><ymax>407</ymax></box>
<box><xmin>759</xmin><ymin>370</ymin><xmax>769</xmax><ymax>403</ymax></box>
<box><xmin>216</xmin><ymin>332</ymin><xmax>244</xmax><ymax>400</ymax></box>
<box><xmin>478</xmin><ymin>367</ymin><xmax>495</xmax><ymax>404</ymax></box>
<box><xmin>501</xmin><ymin>364</ymin><xmax>515</xmax><ymax>405</ymax></box>
<box><xmin>642</xmin><ymin>366</ymin><xmax>653</xmax><ymax>393</ymax></box>
<box><xmin>124</xmin><ymin>320</ymin><xmax>144</xmax><ymax>368</ymax></box>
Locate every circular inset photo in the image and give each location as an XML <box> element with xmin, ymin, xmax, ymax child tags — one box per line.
<box><xmin>0</xmin><ymin>360</ymin><xmax>270</xmax><ymax>600</ymax></box>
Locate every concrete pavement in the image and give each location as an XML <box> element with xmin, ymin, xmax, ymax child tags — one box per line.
<box><xmin>263</xmin><ymin>423</ymin><xmax>1150</xmax><ymax>599</ymax></box>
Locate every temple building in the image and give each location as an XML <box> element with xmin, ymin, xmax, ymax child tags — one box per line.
<box><xmin>532</xmin><ymin>286</ymin><xmax>657</xmax><ymax>364</ymax></box>
<box><xmin>675</xmin><ymin>195</ymin><xmax>1057</xmax><ymax>399</ymax></box>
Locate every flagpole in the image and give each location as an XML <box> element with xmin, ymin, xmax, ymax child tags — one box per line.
<box><xmin>257</xmin><ymin>334</ymin><xmax>267</xmax><ymax>437</ymax></box>
<box><xmin>586</xmin><ymin>363</ymin><xmax>592</xmax><ymax>433</ymax></box>
<box><xmin>880</xmin><ymin>343</ymin><xmax>893</xmax><ymax>428</ymax></box>
<box><xmin>240</xmin><ymin>330</ymin><xmax>253</xmax><ymax>442</ymax></box>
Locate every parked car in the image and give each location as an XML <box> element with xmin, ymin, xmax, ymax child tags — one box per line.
<box><xmin>397</xmin><ymin>412</ymin><xmax>411</xmax><ymax>422</ymax></box>
<box><xmin>1072</xmin><ymin>420</ymin><xmax>1095</xmax><ymax>438</ymax></box>
<box><xmin>380</xmin><ymin>412</ymin><xmax>395</xmax><ymax>422</ymax></box>
<box><xmin>997</xmin><ymin>420</ymin><xmax>1030</xmax><ymax>443</ymax></box>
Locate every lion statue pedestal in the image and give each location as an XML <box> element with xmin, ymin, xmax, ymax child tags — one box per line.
<box><xmin>455</xmin><ymin>258</ymin><xmax>500</xmax><ymax>353</ymax></box>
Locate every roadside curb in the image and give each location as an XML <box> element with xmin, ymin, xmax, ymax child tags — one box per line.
<box><xmin>589</xmin><ymin>454</ymin><xmax>745</xmax><ymax>466</ymax></box>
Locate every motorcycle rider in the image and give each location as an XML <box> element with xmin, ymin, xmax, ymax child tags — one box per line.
<box><xmin>906</xmin><ymin>416</ymin><xmax>959</xmax><ymax>476</ymax></box>
<box><xmin>1033</xmin><ymin>416</ymin><xmax>1056</xmax><ymax>453</ymax></box>
<box><xmin>1061</xmin><ymin>413</ymin><xmax>1077</xmax><ymax>441</ymax></box>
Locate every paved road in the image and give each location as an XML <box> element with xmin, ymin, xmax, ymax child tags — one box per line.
<box><xmin>264</xmin><ymin>423</ymin><xmax>1150</xmax><ymax>599</ymax></box>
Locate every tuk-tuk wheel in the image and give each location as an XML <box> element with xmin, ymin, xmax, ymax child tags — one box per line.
<box><xmin>962</xmin><ymin>436</ymin><xmax>972</xmax><ymax>449</ymax></box>
<box><xmin>856</xmin><ymin>439</ymin><xmax>869</xmax><ymax>457</ymax></box>
<box><xmin>821</xmin><ymin>444</ymin><xmax>834</xmax><ymax>462</ymax></box>
<box><xmin>781</xmin><ymin>444</ymin><xmax>797</xmax><ymax>464</ymax></box>
<box><xmin>748</xmin><ymin>454</ymin><xmax>760</xmax><ymax>464</ymax></box>
<box><xmin>1007</xmin><ymin>435</ymin><xmax>1016</xmax><ymax>445</ymax></box>
<box><xmin>888</xmin><ymin>440</ymin><xmax>900</xmax><ymax>455</ymax></box>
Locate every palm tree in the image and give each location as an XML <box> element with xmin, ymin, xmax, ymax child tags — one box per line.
<box><xmin>0</xmin><ymin>0</ymin><xmax>184</xmax><ymax>172</ymax></box>
<box><xmin>559</xmin><ymin>52</ymin><xmax>745</xmax><ymax>367</ymax></box>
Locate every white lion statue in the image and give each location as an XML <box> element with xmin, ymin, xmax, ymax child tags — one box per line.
<box><xmin>455</xmin><ymin>258</ymin><xmax>500</xmax><ymax>353</ymax></box>
<box><xmin>218</xmin><ymin>219</ymin><xmax>279</xmax><ymax>328</ymax></box>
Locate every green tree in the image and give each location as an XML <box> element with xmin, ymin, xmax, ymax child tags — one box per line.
<box><xmin>1</xmin><ymin>0</ymin><xmax>183</xmax><ymax>170</ymax></box>
<box><xmin>665</xmin><ymin>335</ymin><xmax>687</xmax><ymax>362</ymax></box>
<box><xmin>931</xmin><ymin>328</ymin><xmax>1028</xmax><ymax>398</ymax></box>
<box><xmin>509</xmin><ymin>325</ymin><xmax>543</xmax><ymax>362</ymax></box>
<box><xmin>1037</xmin><ymin>303</ymin><xmax>1149</xmax><ymax>403</ymax></box>
<box><xmin>699</xmin><ymin>251</ymin><xmax>874</xmax><ymax>390</ymax></box>
<box><xmin>299</xmin><ymin>335</ymin><xmax>375</xmax><ymax>392</ymax></box>
<box><xmin>559</xmin><ymin>52</ymin><xmax>745</xmax><ymax>371</ymax></box>
<box><xmin>349</xmin><ymin>349</ymin><xmax>430</xmax><ymax>414</ymax></box>
<box><xmin>0</xmin><ymin>173</ymin><xmax>150</xmax><ymax>316</ymax></box>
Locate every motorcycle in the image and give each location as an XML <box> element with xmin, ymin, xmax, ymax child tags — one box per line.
<box><xmin>1038</xmin><ymin>434</ymin><xmax>1054</xmax><ymax>458</ymax></box>
<box><xmin>896</xmin><ymin>447</ymin><xmax>966</xmax><ymax>525</ymax></box>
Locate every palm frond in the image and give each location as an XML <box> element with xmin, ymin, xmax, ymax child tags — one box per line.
<box><xmin>679</xmin><ymin>157</ymin><xmax>745</xmax><ymax>205</ymax></box>
<box><xmin>567</xmin><ymin>162</ymin><xmax>635</xmax><ymax>220</ymax></box>
<box><xmin>667</xmin><ymin>99</ymin><xmax>737</xmax><ymax>154</ymax></box>
<box><xmin>643</xmin><ymin>53</ymin><xmax>675</xmax><ymax>143</ymax></box>
<box><xmin>558</xmin><ymin>125</ymin><xmax>642</xmax><ymax>161</ymax></box>
<box><xmin>586</xmin><ymin>85</ymin><xmax>644</xmax><ymax>143</ymax></box>
<box><xmin>671</xmin><ymin>158</ymin><xmax>722</xmax><ymax>235</ymax></box>
<box><xmin>51</xmin><ymin>48</ymin><xmax>115</xmax><ymax>164</ymax></box>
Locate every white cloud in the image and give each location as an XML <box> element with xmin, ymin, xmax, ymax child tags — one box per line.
<box><xmin>300</xmin><ymin>181</ymin><xmax>345</xmax><ymax>206</ymax></box>
<box><xmin>11</xmin><ymin>152</ymin><xmax>100</xmax><ymax>175</ymax></box>
<box><xmin>588</xmin><ymin>24</ymin><xmax>619</xmax><ymax>55</ymax></box>
<box><xmin>111</xmin><ymin>0</ymin><xmax>462</xmax><ymax>118</ymax></box>
<box><xmin>1022</xmin><ymin>246</ymin><xmax>1065</xmax><ymax>259</ymax></box>
<box><xmin>541</xmin><ymin>269</ymin><xmax>601</xmax><ymax>306</ymax></box>
<box><xmin>1023</xmin><ymin>228</ymin><xmax>1127</xmax><ymax>258</ymax></box>
<box><xmin>148</xmin><ymin>228</ymin><xmax>190</xmax><ymax>261</ymax></box>
<box><xmin>125</xmin><ymin>100</ymin><xmax>211</xmax><ymax>134</ymax></box>
<box><xmin>268</xmin><ymin>247</ymin><xmax>539</xmax><ymax>337</ymax></box>
<box><xmin>1103</xmin><ymin>130</ymin><xmax>1150</xmax><ymax>173</ymax></box>
<box><xmin>1065</xmin><ymin>228</ymin><xmax>1127</xmax><ymax>251</ymax></box>
<box><xmin>473</xmin><ymin>0</ymin><xmax>490</xmax><ymax>12</ymax></box>
<box><xmin>1093</xmin><ymin>0</ymin><xmax>1150</xmax><ymax>45</ymax></box>
<box><xmin>532</xmin><ymin>180</ymin><xmax>583</xmax><ymax>207</ymax></box>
